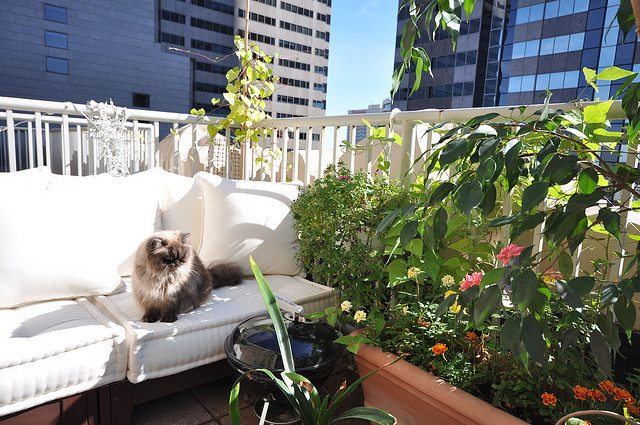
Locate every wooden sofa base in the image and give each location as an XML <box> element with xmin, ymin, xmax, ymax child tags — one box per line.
<box><xmin>0</xmin><ymin>361</ymin><xmax>232</xmax><ymax>425</ymax></box>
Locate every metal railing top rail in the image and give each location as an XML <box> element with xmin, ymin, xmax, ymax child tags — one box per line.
<box><xmin>258</xmin><ymin>100</ymin><xmax>625</xmax><ymax>128</ymax></box>
<box><xmin>0</xmin><ymin>96</ymin><xmax>218</xmax><ymax>124</ymax></box>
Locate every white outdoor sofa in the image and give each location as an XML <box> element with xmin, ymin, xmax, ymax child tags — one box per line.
<box><xmin>0</xmin><ymin>167</ymin><xmax>336</xmax><ymax>425</ymax></box>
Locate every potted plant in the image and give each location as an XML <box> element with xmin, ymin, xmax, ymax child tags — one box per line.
<box><xmin>226</xmin><ymin>257</ymin><xmax>396</xmax><ymax>425</ymax></box>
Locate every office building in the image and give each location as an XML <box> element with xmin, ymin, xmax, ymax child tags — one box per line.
<box><xmin>393</xmin><ymin>0</ymin><xmax>640</xmax><ymax>110</ymax></box>
<box><xmin>0</xmin><ymin>0</ymin><xmax>331</xmax><ymax>117</ymax></box>
<box><xmin>347</xmin><ymin>98</ymin><xmax>392</xmax><ymax>142</ymax></box>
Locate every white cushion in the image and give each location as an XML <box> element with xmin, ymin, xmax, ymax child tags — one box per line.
<box><xmin>154</xmin><ymin>169</ymin><xmax>204</xmax><ymax>252</ymax></box>
<box><xmin>195</xmin><ymin>173</ymin><xmax>301</xmax><ymax>275</ymax></box>
<box><xmin>0</xmin><ymin>298</ymin><xmax>127</xmax><ymax>416</ymax></box>
<box><xmin>0</xmin><ymin>170</ymin><xmax>162</xmax><ymax>308</ymax></box>
<box><xmin>93</xmin><ymin>276</ymin><xmax>336</xmax><ymax>383</ymax></box>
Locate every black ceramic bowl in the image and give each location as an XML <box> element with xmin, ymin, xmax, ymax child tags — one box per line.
<box><xmin>224</xmin><ymin>313</ymin><xmax>344</xmax><ymax>396</ymax></box>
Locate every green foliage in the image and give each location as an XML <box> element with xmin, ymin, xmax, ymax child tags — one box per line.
<box><xmin>290</xmin><ymin>164</ymin><xmax>406</xmax><ymax>305</ymax></box>
<box><xmin>207</xmin><ymin>36</ymin><xmax>277</xmax><ymax>145</ymax></box>
<box><xmin>296</xmin><ymin>66</ymin><xmax>640</xmax><ymax>424</ymax></box>
<box><xmin>228</xmin><ymin>259</ymin><xmax>395</xmax><ymax>425</ymax></box>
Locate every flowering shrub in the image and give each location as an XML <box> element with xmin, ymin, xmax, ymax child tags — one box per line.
<box><xmin>296</xmin><ymin>67</ymin><xmax>640</xmax><ymax>423</ymax></box>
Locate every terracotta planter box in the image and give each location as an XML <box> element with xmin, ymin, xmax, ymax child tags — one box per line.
<box><xmin>353</xmin><ymin>342</ymin><xmax>527</xmax><ymax>425</ymax></box>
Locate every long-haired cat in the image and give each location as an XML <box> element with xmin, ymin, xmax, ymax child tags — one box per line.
<box><xmin>132</xmin><ymin>231</ymin><xmax>242</xmax><ymax>323</ymax></box>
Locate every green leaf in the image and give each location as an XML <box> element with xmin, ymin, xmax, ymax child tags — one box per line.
<box><xmin>476</xmin><ymin>159</ymin><xmax>497</xmax><ymax>183</ymax></box>
<box><xmin>406</xmin><ymin>238</ymin><xmax>423</xmax><ymax>257</ymax></box>
<box><xmin>617</xmin><ymin>0</ymin><xmax>636</xmax><ymax>36</ymax></box>
<box><xmin>557</xmin><ymin>250</ymin><xmax>573</xmax><ymax>280</ymax></box>
<box><xmin>501</xmin><ymin>315</ymin><xmax>522</xmax><ymax>352</ymax></box>
<box><xmin>387</xmin><ymin>258</ymin><xmax>407</xmax><ymax>287</ymax></box>
<box><xmin>522</xmin><ymin>315</ymin><xmax>546</xmax><ymax>364</ymax></box>
<box><xmin>439</xmin><ymin>138</ymin><xmax>469</xmax><ymax>166</ymax></box>
<box><xmin>583</xmin><ymin>100</ymin><xmax>613</xmax><ymax>124</ymax></box>
<box><xmin>583</xmin><ymin>67</ymin><xmax>598</xmax><ymax>90</ymax></box>
<box><xmin>590</xmin><ymin>330</ymin><xmax>612</xmax><ymax>376</ymax></box>
<box><xmin>578</xmin><ymin>167</ymin><xmax>598</xmax><ymax>194</ymax></box>
<box><xmin>400</xmin><ymin>220</ymin><xmax>419</xmax><ymax>247</ymax></box>
<box><xmin>429</xmin><ymin>182</ymin><xmax>455</xmax><ymax>205</ymax></box>
<box><xmin>600</xmin><ymin>284</ymin><xmax>620</xmax><ymax>309</ymax></box>
<box><xmin>332</xmin><ymin>407</ymin><xmax>396</xmax><ymax>425</ymax></box>
<box><xmin>481</xmin><ymin>268</ymin><xmax>505</xmax><ymax>287</ymax></box>
<box><xmin>614</xmin><ymin>294</ymin><xmax>637</xmax><ymax>339</ymax></box>
<box><xmin>567</xmin><ymin>276</ymin><xmax>595</xmax><ymax>298</ymax></box>
<box><xmin>511</xmin><ymin>269</ymin><xmax>540</xmax><ymax>311</ymax></box>
<box><xmin>433</xmin><ymin>207</ymin><xmax>448</xmax><ymax>240</ymax></box>
<box><xmin>556</xmin><ymin>280</ymin><xmax>583</xmax><ymax>309</ymax></box>
<box><xmin>463</xmin><ymin>0</ymin><xmax>476</xmax><ymax>19</ymax></box>
<box><xmin>436</xmin><ymin>294</ymin><xmax>457</xmax><ymax>317</ymax></box>
<box><xmin>473</xmin><ymin>285</ymin><xmax>502</xmax><ymax>324</ymax></box>
<box><xmin>521</xmin><ymin>181</ymin><xmax>548</xmax><ymax>211</ymax></box>
<box><xmin>597</xmin><ymin>66</ymin><xmax>637</xmax><ymax>81</ymax></box>
<box><xmin>456</xmin><ymin>180</ymin><xmax>483</xmax><ymax>215</ymax></box>
<box><xmin>598</xmin><ymin>208</ymin><xmax>621</xmax><ymax>241</ymax></box>
<box><xmin>250</xmin><ymin>257</ymin><xmax>295</xmax><ymax>373</ymax></box>
<box><xmin>228</xmin><ymin>380</ymin><xmax>241</xmax><ymax>425</ymax></box>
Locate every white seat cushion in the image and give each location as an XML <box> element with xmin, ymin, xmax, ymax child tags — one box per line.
<box><xmin>0</xmin><ymin>298</ymin><xmax>127</xmax><ymax>416</ymax></box>
<box><xmin>93</xmin><ymin>276</ymin><xmax>336</xmax><ymax>383</ymax></box>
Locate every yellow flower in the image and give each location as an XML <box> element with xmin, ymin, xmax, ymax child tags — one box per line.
<box><xmin>407</xmin><ymin>266</ymin><xmax>421</xmax><ymax>280</ymax></box>
<box><xmin>441</xmin><ymin>275</ymin><xmax>455</xmax><ymax>286</ymax></box>
<box><xmin>353</xmin><ymin>310</ymin><xmax>367</xmax><ymax>323</ymax></box>
<box><xmin>340</xmin><ymin>300</ymin><xmax>352</xmax><ymax>312</ymax></box>
<box><xmin>444</xmin><ymin>290</ymin><xmax>461</xmax><ymax>314</ymax></box>
<box><xmin>401</xmin><ymin>305</ymin><xmax>410</xmax><ymax>315</ymax></box>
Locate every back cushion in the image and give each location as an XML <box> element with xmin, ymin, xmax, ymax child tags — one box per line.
<box><xmin>195</xmin><ymin>172</ymin><xmax>301</xmax><ymax>276</ymax></box>
<box><xmin>0</xmin><ymin>169</ymin><xmax>162</xmax><ymax>308</ymax></box>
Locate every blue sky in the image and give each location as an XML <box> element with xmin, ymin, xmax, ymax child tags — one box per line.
<box><xmin>326</xmin><ymin>1</ymin><xmax>397</xmax><ymax>115</ymax></box>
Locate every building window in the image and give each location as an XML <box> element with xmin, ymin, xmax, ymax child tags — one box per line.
<box><xmin>190</xmin><ymin>17</ymin><xmax>234</xmax><ymax>36</ymax></box>
<box><xmin>44</xmin><ymin>3</ymin><xmax>67</xmax><ymax>24</ymax></box>
<box><xmin>277</xmin><ymin>95</ymin><xmax>309</xmax><ymax>106</ymax></box>
<box><xmin>237</xmin><ymin>30</ymin><xmax>275</xmax><ymax>45</ymax></box>
<box><xmin>317</xmin><ymin>13</ymin><xmax>331</xmax><ymax>24</ymax></box>
<box><xmin>132</xmin><ymin>93</ymin><xmax>150</xmax><ymax>108</ymax></box>
<box><xmin>280</xmin><ymin>77</ymin><xmax>310</xmax><ymax>89</ymax></box>
<box><xmin>317</xmin><ymin>0</ymin><xmax>332</xmax><ymax>5</ymax></box>
<box><xmin>315</xmin><ymin>48</ymin><xmax>329</xmax><ymax>59</ymax></box>
<box><xmin>191</xmin><ymin>38</ymin><xmax>233</xmax><ymax>54</ymax></box>
<box><xmin>160</xmin><ymin>32</ymin><xmax>185</xmax><ymax>46</ymax></box>
<box><xmin>316</xmin><ymin>30</ymin><xmax>330</xmax><ymax>42</ymax></box>
<box><xmin>255</xmin><ymin>0</ymin><xmax>277</xmax><ymax>5</ymax></box>
<box><xmin>313</xmin><ymin>100</ymin><xmax>326</xmax><ymax>110</ymax></box>
<box><xmin>190</xmin><ymin>0</ymin><xmax>234</xmax><ymax>15</ymax></box>
<box><xmin>161</xmin><ymin>10</ymin><xmax>186</xmax><ymax>24</ymax></box>
<box><xmin>281</xmin><ymin>1</ymin><xmax>314</xmax><ymax>18</ymax></box>
<box><xmin>314</xmin><ymin>66</ymin><xmax>328</xmax><ymax>76</ymax></box>
<box><xmin>238</xmin><ymin>9</ymin><xmax>276</xmax><ymax>26</ymax></box>
<box><xmin>313</xmin><ymin>83</ymin><xmax>327</xmax><ymax>93</ymax></box>
<box><xmin>279</xmin><ymin>58</ymin><xmax>311</xmax><ymax>71</ymax></box>
<box><xmin>44</xmin><ymin>30</ymin><xmax>67</xmax><ymax>49</ymax></box>
<box><xmin>280</xmin><ymin>20</ymin><xmax>313</xmax><ymax>36</ymax></box>
<box><xmin>195</xmin><ymin>61</ymin><xmax>231</xmax><ymax>75</ymax></box>
<box><xmin>193</xmin><ymin>81</ymin><xmax>225</xmax><ymax>94</ymax></box>
<box><xmin>279</xmin><ymin>39</ymin><xmax>312</xmax><ymax>54</ymax></box>
<box><xmin>46</xmin><ymin>56</ymin><xmax>68</xmax><ymax>74</ymax></box>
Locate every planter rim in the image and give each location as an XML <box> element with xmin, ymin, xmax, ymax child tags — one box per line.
<box><xmin>352</xmin><ymin>332</ymin><xmax>528</xmax><ymax>425</ymax></box>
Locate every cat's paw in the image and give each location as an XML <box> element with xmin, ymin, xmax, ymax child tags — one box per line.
<box><xmin>141</xmin><ymin>312</ymin><xmax>159</xmax><ymax>323</ymax></box>
<box><xmin>160</xmin><ymin>313</ymin><xmax>178</xmax><ymax>323</ymax></box>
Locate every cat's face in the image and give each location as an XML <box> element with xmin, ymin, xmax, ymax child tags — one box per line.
<box><xmin>146</xmin><ymin>231</ymin><xmax>191</xmax><ymax>269</ymax></box>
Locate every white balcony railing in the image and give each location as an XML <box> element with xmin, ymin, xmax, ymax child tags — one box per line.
<box><xmin>1</xmin><ymin>95</ymin><xmax>637</xmax><ymax>287</ymax></box>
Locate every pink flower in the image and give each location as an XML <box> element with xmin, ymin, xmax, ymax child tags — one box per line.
<box><xmin>337</xmin><ymin>175</ymin><xmax>350</xmax><ymax>181</ymax></box>
<box><xmin>497</xmin><ymin>244</ymin><xmax>525</xmax><ymax>266</ymax></box>
<box><xmin>459</xmin><ymin>272</ymin><xmax>484</xmax><ymax>291</ymax></box>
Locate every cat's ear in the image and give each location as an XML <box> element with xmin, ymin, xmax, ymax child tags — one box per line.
<box><xmin>180</xmin><ymin>233</ymin><xmax>191</xmax><ymax>243</ymax></box>
<box><xmin>148</xmin><ymin>237</ymin><xmax>163</xmax><ymax>251</ymax></box>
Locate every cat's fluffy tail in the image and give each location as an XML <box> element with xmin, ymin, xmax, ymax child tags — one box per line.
<box><xmin>208</xmin><ymin>262</ymin><xmax>243</xmax><ymax>289</ymax></box>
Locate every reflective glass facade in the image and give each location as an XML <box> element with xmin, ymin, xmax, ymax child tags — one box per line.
<box><xmin>393</xmin><ymin>0</ymin><xmax>640</xmax><ymax>110</ymax></box>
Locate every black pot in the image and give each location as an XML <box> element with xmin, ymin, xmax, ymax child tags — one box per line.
<box><xmin>224</xmin><ymin>313</ymin><xmax>344</xmax><ymax>396</ymax></box>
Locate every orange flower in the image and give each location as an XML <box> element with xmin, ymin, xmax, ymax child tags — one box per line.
<box><xmin>613</xmin><ymin>387</ymin><xmax>634</xmax><ymax>404</ymax></box>
<box><xmin>627</xmin><ymin>403</ymin><xmax>640</xmax><ymax>416</ymax></box>
<box><xmin>599</xmin><ymin>380</ymin><xmax>615</xmax><ymax>394</ymax></box>
<box><xmin>591</xmin><ymin>389</ymin><xmax>606</xmax><ymax>402</ymax></box>
<box><xmin>541</xmin><ymin>392</ymin><xmax>557</xmax><ymax>407</ymax></box>
<box><xmin>465</xmin><ymin>331</ymin><xmax>478</xmax><ymax>342</ymax></box>
<box><xmin>432</xmin><ymin>343</ymin><xmax>448</xmax><ymax>356</ymax></box>
<box><xmin>417</xmin><ymin>318</ymin><xmax>431</xmax><ymax>328</ymax></box>
<box><xmin>573</xmin><ymin>385</ymin><xmax>591</xmax><ymax>401</ymax></box>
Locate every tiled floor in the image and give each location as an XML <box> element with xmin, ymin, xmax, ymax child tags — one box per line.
<box><xmin>131</xmin><ymin>354</ymin><xmax>367</xmax><ymax>425</ymax></box>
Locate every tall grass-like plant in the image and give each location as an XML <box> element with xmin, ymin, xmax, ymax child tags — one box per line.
<box><xmin>227</xmin><ymin>257</ymin><xmax>396</xmax><ymax>425</ymax></box>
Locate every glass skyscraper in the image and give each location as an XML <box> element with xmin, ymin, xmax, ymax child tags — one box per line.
<box><xmin>393</xmin><ymin>0</ymin><xmax>640</xmax><ymax>110</ymax></box>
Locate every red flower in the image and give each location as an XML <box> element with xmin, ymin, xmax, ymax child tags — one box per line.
<box><xmin>497</xmin><ymin>244</ymin><xmax>525</xmax><ymax>266</ymax></box>
<box><xmin>459</xmin><ymin>272</ymin><xmax>483</xmax><ymax>291</ymax></box>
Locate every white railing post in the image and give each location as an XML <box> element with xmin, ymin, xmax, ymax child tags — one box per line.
<box><xmin>304</xmin><ymin>127</ymin><xmax>312</xmax><ymax>185</ymax></box>
<box><xmin>151</xmin><ymin>121</ymin><xmax>159</xmax><ymax>168</ymax></box>
<box><xmin>332</xmin><ymin>126</ymin><xmax>339</xmax><ymax>168</ymax></box>
<box><xmin>61</xmin><ymin>113</ymin><xmax>70</xmax><ymax>175</ymax></box>
<box><xmin>317</xmin><ymin>126</ymin><xmax>325</xmax><ymax>178</ymax></box>
<box><xmin>281</xmin><ymin>128</ymin><xmax>289</xmax><ymax>182</ymax></box>
<box><xmin>27</xmin><ymin>121</ymin><xmax>34</xmax><ymax>169</ymax></box>
<box><xmin>292</xmin><ymin>128</ymin><xmax>300</xmax><ymax>182</ymax></box>
<box><xmin>75</xmin><ymin>124</ymin><xmax>83</xmax><ymax>176</ymax></box>
<box><xmin>399</xmin><ymin>120</ymin><xmax>416</xmax><ymax>185</ymax></box>
<box><xmin>6</xmin><ymin>110</ymin><xmax>17</xmax><ymax>172</ymax></box>
<box><xmin>35</xmin><ymin>112</ymin><xmax>44</xmax><ymax>167</ymax></box>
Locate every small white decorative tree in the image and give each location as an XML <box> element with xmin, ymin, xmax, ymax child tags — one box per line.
<box><xmin>84</xmin><ymin>100</ymin><xmax>131</xmax><ymax>177</ymax></box>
